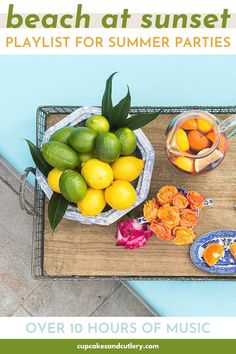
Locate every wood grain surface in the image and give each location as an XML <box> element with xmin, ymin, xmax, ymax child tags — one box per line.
<box><xmin>44</xmin><ymin>113</ymin><xmax>236</xmax><ymax>277</ymax></box>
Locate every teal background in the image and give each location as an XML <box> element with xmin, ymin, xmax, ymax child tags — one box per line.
<box><xmin>1</xmin><ymin>55</ymin><xmax>236</xmax><ymax>316</ymax></box>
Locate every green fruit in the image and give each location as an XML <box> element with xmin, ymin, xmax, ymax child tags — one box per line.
<box><xmin>85</xmin><ymin>115</ymin><xmax>110</xmax><ymax>134</ymax></box>
<box><xmin>41</xmin><ymin>141</ymin><xmax>80</xmax><ymax>170</ymax></box>
<box><xmin>115</xmin><ymin>127</ymin><xmax>137</xmax><ymax>155</ymax></box>
<box><xmin>49</xmin><ymin>127</ymin><xmax>75</xmax><ymax>144</ymax></box>
<box><xmin>59</xmin><ymin>170</ymin><xmax>87</xmax><ymax>203</ymax></box>
<box><xmin>95</xmin><ymin>132</ymin><xmax>121</xmax><ymax>163</ymax></box>
<box><xmin>68</xmin><ymin>127</ymin><xmax>97</xmax><ymax>153</ymax></box>
<box><xmin>78</xmin><ymin>152</ymin><xmax>94</xmax><ymax>163</ymax></box>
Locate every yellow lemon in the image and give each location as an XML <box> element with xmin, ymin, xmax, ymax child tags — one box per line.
<box><xmin>47</xmin><ymin>168</ymin><xmax>64</xmax><ymax>193</ymax></box>
<box><xmin>111</xmin><ymin>156</ymin><xmax>144</xmax><ymax>182</ymax></box>
<box><xmin>197</xmin><ymin>118</ymin><xmax>212</xmax><ymax>133</ymax></box>
<box><xmin>77</xmin><ymin>188</ymin><xmax>106</xmax><ymax>216</ymax></box>
<box><xmin>105</xmin><ymin>180</ymin><xmax>136</xmax><ymax>210</ymax></box>
<box><xmin>175</xmin><ymin>129</ymin><xmax>189</xmax><ymax>152</ymax></box>
<box><xmin>174</xmin><ymin>156</ymin><xmax>194</xmax><ymax>173</ymax></box>
<box><xmin>81</xmin><ymin>158</ymin><xmax>113</xmax><ymax>189</ymax></box>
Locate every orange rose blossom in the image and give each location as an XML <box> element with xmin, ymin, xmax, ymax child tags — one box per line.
<box><xmin>143</xmin><ymin>185</ymin><xmax>206</xmax><ymax>245</ymax></box>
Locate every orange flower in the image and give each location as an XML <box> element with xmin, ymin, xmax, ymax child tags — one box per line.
<box><xmin>158</xmin><ymin>205</ymin><xmax>180</xmax><ymax>229</ymax></box>
<box><xmin>187</xmin><ymin>191</ymin><xmax>205</xmax><ymax>209</ymax></box>
<box><xmin>173</xmin><ymin>226</ymin><xmax>196</xmax><ymax>245</ymax></box>
<box><xmin>180</xmin><ymin>209</ymin><xmax>198</xmax><ymax>227</ymax></box>
<box><xmin>143</xmin><ymin>199</ymin><xmax>159</xmax><ymax>222</ymax></box>
<box><xmin>173</xmin><ymin>193</ymin><xmax>189</xmax><ymax>209</ymax></box>
<box><xmin>157</xmin><ymin>185</ymin><xmax>178</xmax><ymax>205</ymax></box>
<box><xmin>150</xmin><ymin>220</ymin><xmax>174</xmax><ymax>241</ymax></box>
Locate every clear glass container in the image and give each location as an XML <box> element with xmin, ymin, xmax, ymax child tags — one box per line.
<box><xmin>165</xmin><ymin>110</ymin><xmax>236</xmax><ymax>175</ymax></box>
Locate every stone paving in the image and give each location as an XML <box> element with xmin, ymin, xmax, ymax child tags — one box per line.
<box><xmin>0</xmin><ymin>155</ymin><xmax>154</xmax><ymax>317</ymax></box>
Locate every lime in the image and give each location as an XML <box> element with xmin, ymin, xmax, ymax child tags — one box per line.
<box><xmin>47</xmin><ymin>168</ymin><xmax>64</xmax><ymax>193</ymax></box>
<box><xmin>68</xmin><ymin>127</ymin><xmax>97</xmax><ymax>153</ymax></box>
<box><xmin>85</xmin><ymin>115</ymin><xmax>110</xmax><ymax>134</ymax></box>
<box><xmin>94</xmin><ymin>132</ymin><xmax>121</xmax><ymax>163</ymax></box>
<box><xmin>59</xmin><ymin>170</ymin><xmax>87</xmax><ymax>203</ymax></box>
<box><xmin>77</xmin><ymin>188</ymin><xmax>106</xmax><ymax>216</ymax></box>
<box><xmin>78</xmin><ymin>152</ymin><xmax>94</xmax><ymax>163</ymax></box>
<box><xmin>112</xmin><ymin>156</ymin><xmax>144</xmax><ymax>182</ymax></box>
<box><xmin>41</xmin><ymin>141</ymin><xmax>80</xmax><ymax>170</ymax></box>
<box><xmin>115</xmin><ymin>128</ymin><xmax>137</xmax><ymax>155</ymax></box>
<box><xmin>49</xmin><ymin>127</ymin><xmax>75</xmax><ymax>144</ymax></box>
<box><xmin>81</xmin><ymin>159</ymin><xmax>113</xmax><ymax>190</ymax></box>
<box><xmin>105</xmin><ymin>180</ymin><xmax>136</xmax><ymax>210</ymax></box>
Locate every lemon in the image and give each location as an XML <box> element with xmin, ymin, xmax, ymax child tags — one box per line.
<box><xmin>77</xmin><ymin>188</ymin><xmax>106</xmax><ymax>216</ymax></box>
<box><xmin>175</xmin><ymin>129</ymin><xmax>189</xmax><ymax>152</ymax></box>
<box><xmin>174</xmin><ymin>156</ymin><xmax>194</xmax><ymax>173</ymax></box>
<box><xmin>105</xmin><ymin>180</ymin><xmax>136</xmax><ymax>210</ymax></box>
<box><xmin>111</xmin><ymin>156</ymin><xmax>144</xmax><ymax>182</ymax></box>
<box><xmin>81</xmin><ymin>159</ymin><xmax>114</xmax><ymax>189</ymax></box>
<box><xmin>197</xmin><ymin>118</ymin><xmax>212</xmax><ymax>133</ymax></box>
<box><xmin>47</xmin><ymin>168</ymin><xmax>64</xmax><ymax>193</ymax></box>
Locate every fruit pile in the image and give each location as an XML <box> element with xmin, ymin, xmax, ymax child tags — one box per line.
<box><xmin>44</xmin><ymin>119</ymin><xmax>144</xmax><ymax>216</ymax></box>
<box><xmin>204</xmin><ymin>242</ymin><xmax>236</xmax><ymax>267</ymax></box>
<box><xmin>26</xmin><ymin>73</ymin><xmax>161</xmax><ymax>231</ymax></box>
<box><xmin>168</xmin><ymin>115</ymin><xmax>228</xmax><ymax>174</ymax></box>
<box><xmin>143</xmin><ymin>185</ymin><xmax>207</xmax><ymax>245</ymax></box>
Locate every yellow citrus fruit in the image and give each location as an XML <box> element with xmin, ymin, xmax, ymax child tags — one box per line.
<box><xmin>111</xmin><ymin>156</ymin><xmax>144</xmax><ymax>182</ymax></box>
<box><xmin>77</xmin><ymin>188</ymin><xmax>106</xmax><ymax>216</ymax></box>
<box><xmin>81</xmin><ymin>158</ymin><xmax>113</xmax><ymax>189</ymax></box>
<box><xmin>174</xmin><ymin>156</ymin><xmax>194</xmax><ymax>173</ymax></box>
<box><xmin>197</xmin><ymin>118</ymin><xmax>212</xmax><ymax>133</ymax></box>
<box><xmin>47</xmin><ymin>168</ymin><xmax>64</xmax><ymax>193</ymax></box>
<box><xmin>105</xmin><ymin>180</ymin><xmax>136</xmax><ymax>210</ymax></box>
<box><xmin>175</xmin><ymin>128</ymin><xmax>189</xmax><ymax>152</ymax></box>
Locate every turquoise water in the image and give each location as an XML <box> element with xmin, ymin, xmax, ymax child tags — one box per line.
<box><xmin>1</xmin><ymin>55</ymin><xmax>236</xmax><ymax>315</ymax></box>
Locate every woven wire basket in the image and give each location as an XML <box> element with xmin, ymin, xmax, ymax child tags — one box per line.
<box><xmin>20</xmin><ymin>105</ymin><xmax>236</xmax><ymax>280</ymax></box>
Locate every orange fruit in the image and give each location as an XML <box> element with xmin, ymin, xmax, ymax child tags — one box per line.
<box><xmin>207</xmin><ymin>132</ymin><xmax>227</xmax><ymax>152</ymax></box>
<box><xmin>175</xmin><ymin>129</ymin><xmax>189</xmax><ymax>152</ymax></box>
<box><xmin>181</xmin><ymin>118</ymin><xmax>197</xmax><ymax>130</ymax></box>
<box><xmin>218</xmin><ymin>134</ymin><xmax>228</xmax><ymax>152</ymax></box>
<box><xmin>203</xmin><ymin>243</ymin><xmax>224</xmax><ymax>267</ymax></box>
<box><xmin>206</xmin><ymin>131</ymin><xmax>215</xmax><ymax>143</ymax></box>
<box><xmin>197</xmin><ymin>118</ymin><xmax>213</xmax><ymax>133</ymax></box>
<box><xmin>230</xmin><ymin>243</ymin><xmax>236</xmax><ymax>260</ymax></box>
<box><xmin>188</xmin><ymin>130</ymin><xmax>211</xmax><ymax>152</ymax></box>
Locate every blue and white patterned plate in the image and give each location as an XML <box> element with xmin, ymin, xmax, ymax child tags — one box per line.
<box><xmin>190</xmin><ymin>230</ymin><xmax>236</xmax><ymax>274</ymax></box>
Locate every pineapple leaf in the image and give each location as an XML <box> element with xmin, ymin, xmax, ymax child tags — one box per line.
<box><xmin>101</xmin><ymin>72</ymin><xmax>117</xmax><ymax>120</ymax></box>
<box><xmin>110</xmin><ymin>86</ymin><xmax>131</xmax><ymax>130</ymax></box>
<box><xmin>124</xmin><ymin>110</ymin><xmax>162</xmax><ymax>130</ymax></box>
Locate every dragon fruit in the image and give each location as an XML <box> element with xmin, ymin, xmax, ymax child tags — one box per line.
<box><xmin>115</xmin><ymin>219</ymin><xmax>153</xmax><ymax>249</ymax></box>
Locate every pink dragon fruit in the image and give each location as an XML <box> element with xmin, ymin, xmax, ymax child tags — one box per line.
<box><xmin>115</xmin><ymin>219</ymin><xmax>153</xmax><ymax>249</ymax></box>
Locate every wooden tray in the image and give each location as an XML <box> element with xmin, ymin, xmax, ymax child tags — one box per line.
<box><xmin>33</xmin><ymin>106</ymin><xmax>236</xmax><ymax>279</ymax></box>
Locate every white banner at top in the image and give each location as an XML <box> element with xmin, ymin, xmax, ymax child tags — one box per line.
<box><xmin>1</xmin><ymin>0</ymin><xmax>236</xmax><ymax>54</ymax></box>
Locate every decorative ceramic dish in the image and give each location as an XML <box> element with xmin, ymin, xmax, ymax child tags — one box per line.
<box><xmin>36</xmin><ymin>106</ymin><xmax>155</xmax><ymax>226</ymax></box>
<box><xmin>190</xmin><ymin>230</ymin><xmax>236</xmax><ymax>274</ymax></box>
